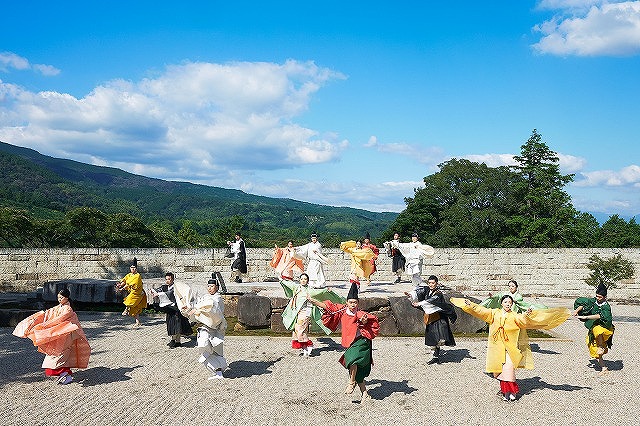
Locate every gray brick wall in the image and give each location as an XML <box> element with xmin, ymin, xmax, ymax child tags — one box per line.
<box><xmin>1</xmin><ymin>247</ymin><xmax>638</xmax><ymax>298</ymax></box>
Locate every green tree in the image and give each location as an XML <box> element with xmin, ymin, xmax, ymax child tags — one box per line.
<box><xmin>178</xmin><ymin>220</ymin><xmax>201</xmax><ymax>247</ymax></box>
<box><xmin>105</xmin><ymin>213</ymin><xmax>159</xmax><ymax>247</ymax></box>
<box><xmin>506</xmin><ymin>129</ymin><xmax>577</xmax><ymax>247</ymax></box>
<box><xmin>385</xmin><ymin>159</ymin><xmax>520</xmax><ymax>247</ymax></box>
<box><xmin>584</xmin><ymin>254</ymin><xmax>635</xmax><ymax>289</ymax></box>
<box><xmin>64</xmin><ymin>207</ymin><xmax>109</xmax><ymax>247</ymax></box>
<box><xmin>0</xmin><ymin>207</ymin><xmax>38</xmax><ymax>247</ymax></box>
<box><xmin>597</xmin><ymin>215</ymin><xmax>640</xmax><ymax>247</ymax></box>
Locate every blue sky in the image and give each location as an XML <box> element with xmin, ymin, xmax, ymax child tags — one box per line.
<box><xmin>1</xmin><ymin>0</ymin><xmax>639</xmax><ymax>217</ymax></box>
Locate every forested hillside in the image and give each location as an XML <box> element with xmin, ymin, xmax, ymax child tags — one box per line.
<box><xmin>0</xmin><ymin>141</ymin><xmax>396</xmax><ymax>248</ymax></box>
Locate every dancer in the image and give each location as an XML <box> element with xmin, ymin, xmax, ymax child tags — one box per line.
<box><xmin>384</xmin><ymin>232</ymin><xmax>406</xmax><ymax>283</ymax></box>
<box><xmin>150</xmin><ymin>272</ymin><xmax>193</xmax><ymax>348</ymax></box>
<box><xmin>307</xmin><ymin>282</ymin><xmax>380</xmax><ymax>401</ymax></box>
<box><xmin>573</xmin><ymin>283</ymin><xmax>614</xmax><ymax>373</ymax></box>
<box><xmin>270</xmin><ymin>241</ymin><xmax>305</xmax><ymax>281</ymax></box>
<box><xmin>296</xmin><ymin>233</ymin><xmax>329</xmax><ymax>288</ymax></box>
<box><xmin>340</xmin><ymin>240</ymin><xmax>375</xmax><ymax>289</ymax></box>
<box><xmin>480</xmin><ymin>280</ymin><xmax>548</xmax><ymax>369</ymax></box>
<box><xmin>183</xmin><ymin>277</ymin><xmax>227</xmax><ymax>379</ymax></box>
<box><xmin>451</xmin><ymin>295</ymin><xmax>569</xmax><ymax>401</ymax></box>
<box><xmin>13</xmin><ymin>288</ymin><xmax>91</xmax><ymax>384</ymax></box>
<box><xmin>361</xmin><ymin>232</ymin><xmax>379</xmax><ymax>280</ymax></box>
<box><xmin>227</xmin><ymin>233</ymin><xmax>247</xmax><ymax>283</ymax></box>
<box><xmin>280</xmin><ymin>273</ymin><xmax>344</xmax><ymax>357</ymax></box>
<box><xmin>390</xmin><ymin>232</ymin><xmax>434</xmax><ymax>286</ymax></box>
<box><xmin>480</xmin><ymin>280</ymin><xmax>547</xmax><ymax>313</ymax></box>
<box><xmin>115</xmin><ymin>257</ymin><xmax>147</xmax><ymax>327</ymax></box>
<box><xmin>405</xmin><ymin>275</ymin><xmax>456</xmax><ymax>364</ymax></box>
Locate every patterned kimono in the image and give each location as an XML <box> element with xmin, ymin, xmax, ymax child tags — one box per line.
<box><xmin>280</xmin><ymin>279</ymin><xmax>344</xmax><ymax>349</ymax></box>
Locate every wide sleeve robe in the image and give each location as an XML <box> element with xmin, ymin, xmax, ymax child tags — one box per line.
<box><xmin>451</xmin><ymin>298</ymin><xmax>569</xmax><ymax>373</ymax></box>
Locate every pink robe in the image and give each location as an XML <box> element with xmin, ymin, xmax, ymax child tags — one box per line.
<box><xmin>13</xmin><ymin>304</ymin><xmax>91</xmax><ymax>370</ymax></box>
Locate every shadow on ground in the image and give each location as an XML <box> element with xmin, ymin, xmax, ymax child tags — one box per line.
<box><xmin>225</xmin><ymin>357</ymin><xmax>283</xmax><ymax>378</ymax></box>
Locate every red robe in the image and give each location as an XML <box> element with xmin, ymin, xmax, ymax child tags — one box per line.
<box><xmin>321</xmin><ymin>300</ymin><xmax>380</xmax><ymax>348</ymax></box>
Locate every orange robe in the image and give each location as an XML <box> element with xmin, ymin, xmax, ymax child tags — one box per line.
<box><xmin>13</xmin><ymin>304</ymin><xmax>91</xmax><ymax>370</ymax></box>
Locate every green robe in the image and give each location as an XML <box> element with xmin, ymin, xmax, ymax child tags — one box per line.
<box><xmin>574</xmin><ymin>296</ymin><xmax>614</xmax><ymax>341</ymax></box>
<box><xmin>280</xmin><ymin>280</ymin><xmax>345</xmax><ymax>335</ymax></box>
<box><xmin>480</xmin><ymin>291</ymin><xmax>547</xmax><ymax>314</ymax></box>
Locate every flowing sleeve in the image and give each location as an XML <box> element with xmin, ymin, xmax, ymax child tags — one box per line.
<box><xmin>359</xmin><ymin>312</ymin><xmax>380</xmax><ymax>340</ymax></box>
<box><xmin>450</xmin><ymin>297</ymin><xmax>494</xmax><ymax>324</ymax></box>
<box><xmin>173</xmin><ymin>281</ymin><xmax>193</xmax><ymax>311</ymax></box>
<box><xmin>340</xmin><ymin>240</ymin><xmax>357</xmax><ymax>253</ymax></box>
<box><xmin>479</xmin><ymin>294</ymin><xmax>502</xmax><ymax>309</ymax></box>
<box><xmin>270</xmin><ymin>248</ymin><xmax>284</xmax><ymax>268</ymax></box>
<box><xmin>13</xmin><ymin>310</ymin><xmax>46</xmax><ymax>338</ymax></box>
<box><xmin>514</xmin><ymin>308</ymin><xmax>571</xmax><ymax>330</ymax></box>
<box><xmin>597</xmin><ymin>304</ymin><xmax>613</xmax><ymax>329</ymax></box>
<box><xmin>280</xmin><ymin>279</ymin><xmax>295</xmax><ymax>298</ymax></box>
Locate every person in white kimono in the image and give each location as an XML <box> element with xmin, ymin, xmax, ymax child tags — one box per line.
<box><xmin>183</xmin><ymin>278</ymin><xmax>228</xmax><ymax>380</ymax></box>
<box><xmin>390</xmin><ymin>232</ymin><xmax>435</xmax><ymax>286</ymax></box>
<box><xmin>227</xmin><ymin>233</ymin><xmax>247</xmax><ymax>283</ymax></box>
<box><xmin>295</xmin><ymin>233</ymin><xmax>329</xmax><ymax>288</ymax></box>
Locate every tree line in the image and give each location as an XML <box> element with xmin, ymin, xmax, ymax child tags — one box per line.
<box><xmin>1</xmin><ymin>130</ymin><xmax>639</xmax><ymax>249</ymax></box>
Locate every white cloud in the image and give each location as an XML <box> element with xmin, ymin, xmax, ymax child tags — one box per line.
<box><xmin>0</xmin><ymin>51</ymin><xmax>60</xmax><ymax>75</ymax></box>
<box><xmin>532</xmin><ymin>1</ymin><xmax>640</xmax><ymax>56</ymax></box>
<box><xmin>0</xmin><ymin>60</ymin><xmax>347</xmax><ymax>176</ymax></box>
<box><xmin>237</xmin><ymin>178</ymin><xmax>422</xmax><ymax>212</ymax></box>
<box><xmin>462</xmin><ymin>152</ymin><xmax>586</xmax><ymax>174</ymax></box>
<box><xmin>363</xmin><ymin>135</ymin><xmax>445</xmax><ymax>166</ymax></box>
<box><xmin>574</xmin><ymin>164</ymin><xmax>640</xmax><ymax>186</ymax></box>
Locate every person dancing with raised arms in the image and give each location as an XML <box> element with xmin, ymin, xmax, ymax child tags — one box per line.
<box><xmin>295</xmin><ymin>233</ymin><xmax>329</xmax><ymax>288</ymax></box>
<box><xmin>573</xmin><ymin>283</ymin><xmax>615</xmax><ymax>374</ymax></box>
<box><xmin>307</xmin><ymin>282</ymin><xmax>380</xmax><ymax>402</ymax></box>
<box><xmin>13</xmin><ymin>288</ymin><xmax>91</xmax><ymax>385</ymax></box>
<box><xmin>390</xmin><ymin>232</ymin><xmax>434</xmax><ymax>287</ymax></box>
<box><xmin>183</xmin><ymin>277</ymin><xmax>228</xmax><ymax>380</ymax></box>
<box><xmin>280</xmin><ymin>273</ymin><xmax>345</xmax><ymax>357</ymax></box>
<box><xmin>115</xmin><ymin>257</ymin><xmax>147</xmax><ymax>327</ymax></box>
<box><xmin>451</xmin><ymin>295</ymin><xmax>569</xmax><ymax>401</ymax></box>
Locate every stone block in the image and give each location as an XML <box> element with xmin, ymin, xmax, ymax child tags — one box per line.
<box><xmin>358</xmin><ymin>297</ymin><xmax>389</xmax><ymax>312</ymax></box>
<box><xmin>371</xmin><ymin>310</ymin><xmax>399</xmax><ymax>335</ymax></box>
<box><xmin>389</xmin><ymin>296</ymin><xmax>424</xmax><ymax>334</ymax></box>
<box><xmin>0</xmin><ymin>309</ymin><xmax>39</xmax><ymax>327</ymax></box>
<box><xmin>270</xmin><ymin>312</ymin><xmax>288</xmax><ymax>333</ymax></box>
<box><xmin>221</xmin><ymin>295</ymin><xmax>238</xmax><ymax>317</ymax></box>
<box><xmin>270</xmin><ymin>297</ymin><xmax>289</xmax><ymax>310</ymax></box>
<box><xmin>237</xmin><ymin>294</ymin><xmax>271</xmax><ymax>328</ymax></box>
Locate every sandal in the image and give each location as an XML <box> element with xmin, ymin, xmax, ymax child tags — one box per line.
<box><xmin>344</xmin><ymin>381</ymin><xmax>357</xmax><ymax>394</ymax></box>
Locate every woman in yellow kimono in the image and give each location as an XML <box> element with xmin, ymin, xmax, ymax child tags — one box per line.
<box><xmin>451</xmin><ymin>295</ymin><xmax>569</xmax><ymax>401</ymax></box>
<box><xmin>115</xmin><ymin>258</ymin><xmax>147</xmax><ymax>327</ymax></box>
<box><xmin>340</xmin><ymin>240</ymin><xmax>375</xmax><ymax>289</ymax></box>
<box><xmin>13</xmin><ymin>288</ymin><xmax>91</xmax><ymax>384</ymax></box>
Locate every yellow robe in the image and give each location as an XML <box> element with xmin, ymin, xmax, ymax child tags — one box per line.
<box><xmin>120</xmin><ymin>272</ymin><xmax>147</xmax><ymax>316</ymax></box>
<box><xmin>451</xmin><ymin>298</ymin><xmax>569</xmax><ymax>373</ymax></box>
<box><xmin>340</xmin><ymin>241</ymin><xmax>375</xmax><ymax>279</ymax></box>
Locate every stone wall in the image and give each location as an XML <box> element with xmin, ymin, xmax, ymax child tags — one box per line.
<box><xmin>1</xmin><ymin>247</ymin><xmax>639</xmax><ymax>298</ymax></box>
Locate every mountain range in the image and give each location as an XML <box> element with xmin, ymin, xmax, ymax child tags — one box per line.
<box><xmin>0</xmin><ymin>141</ymin><xmax>398</xmax><ymax>242</ymax></box>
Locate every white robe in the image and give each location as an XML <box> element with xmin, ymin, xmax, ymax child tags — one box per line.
<box><xmin>296</xmin><ymin>241</ymin><xmax>328</xmax><ymax>288</ymax></box>
<box><xmin>392</xmin><ymin>240</ymin><xmax>435</xmax><ymax>286</ymax></box>
<box><xmin>189</xmin><ymin>292</ymin><xmax>227</xmax><ymax>372</ymax></box>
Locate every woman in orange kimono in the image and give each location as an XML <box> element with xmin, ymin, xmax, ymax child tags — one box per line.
<box><xmin>13</xmin><ymin>288</ymin><xmax>91</xmax><ymax>384</ymax></box>
<box><xmin>270</xmin><ymin>241</ymin><xmax>305</xmax><ymax>280</ymax></box>
<box><xmin>115</xmin><ymin>258</ymin><xmax>147</xmax><ymax>327</ymax></box>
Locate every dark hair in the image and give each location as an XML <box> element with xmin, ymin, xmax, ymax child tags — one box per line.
<box><xmin>165</xmin><ymin>272</ymin><xmax>174</xmax><ymax>279</ymax></box>
<box><xmin>58</xmin><ymin>288</ymin><xmax>71</xmax><ymax>298</ymax></box>
<box><xmin>299</xmin><ymin>273</ymin><xmax>310</xmax><ymax>282</ymax></box>
<box><xmin>500</xmin><ymin>294</ymin><xmax>514</xmax><ymax>304</ymax></box>
<box><xmin>508</xmin><ymin>280</ymin><xmax>518</xmax><ymax>288</ymax></box>
<box><xmin>427</xmin><ymin>275</ymin><xmax>438</xmax><ymax>282</ymax></box>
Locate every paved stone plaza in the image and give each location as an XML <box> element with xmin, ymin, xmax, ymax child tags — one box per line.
<box><xmin>1</xmin><ymin>297</ymin><xmax>638</xmax><ymax>426</ymax></box>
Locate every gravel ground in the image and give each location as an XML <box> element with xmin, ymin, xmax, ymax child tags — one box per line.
<box><xmin>1</xmin><ymin>299</ymin><xmax>638</xmax><ymax>426</ymax></box>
